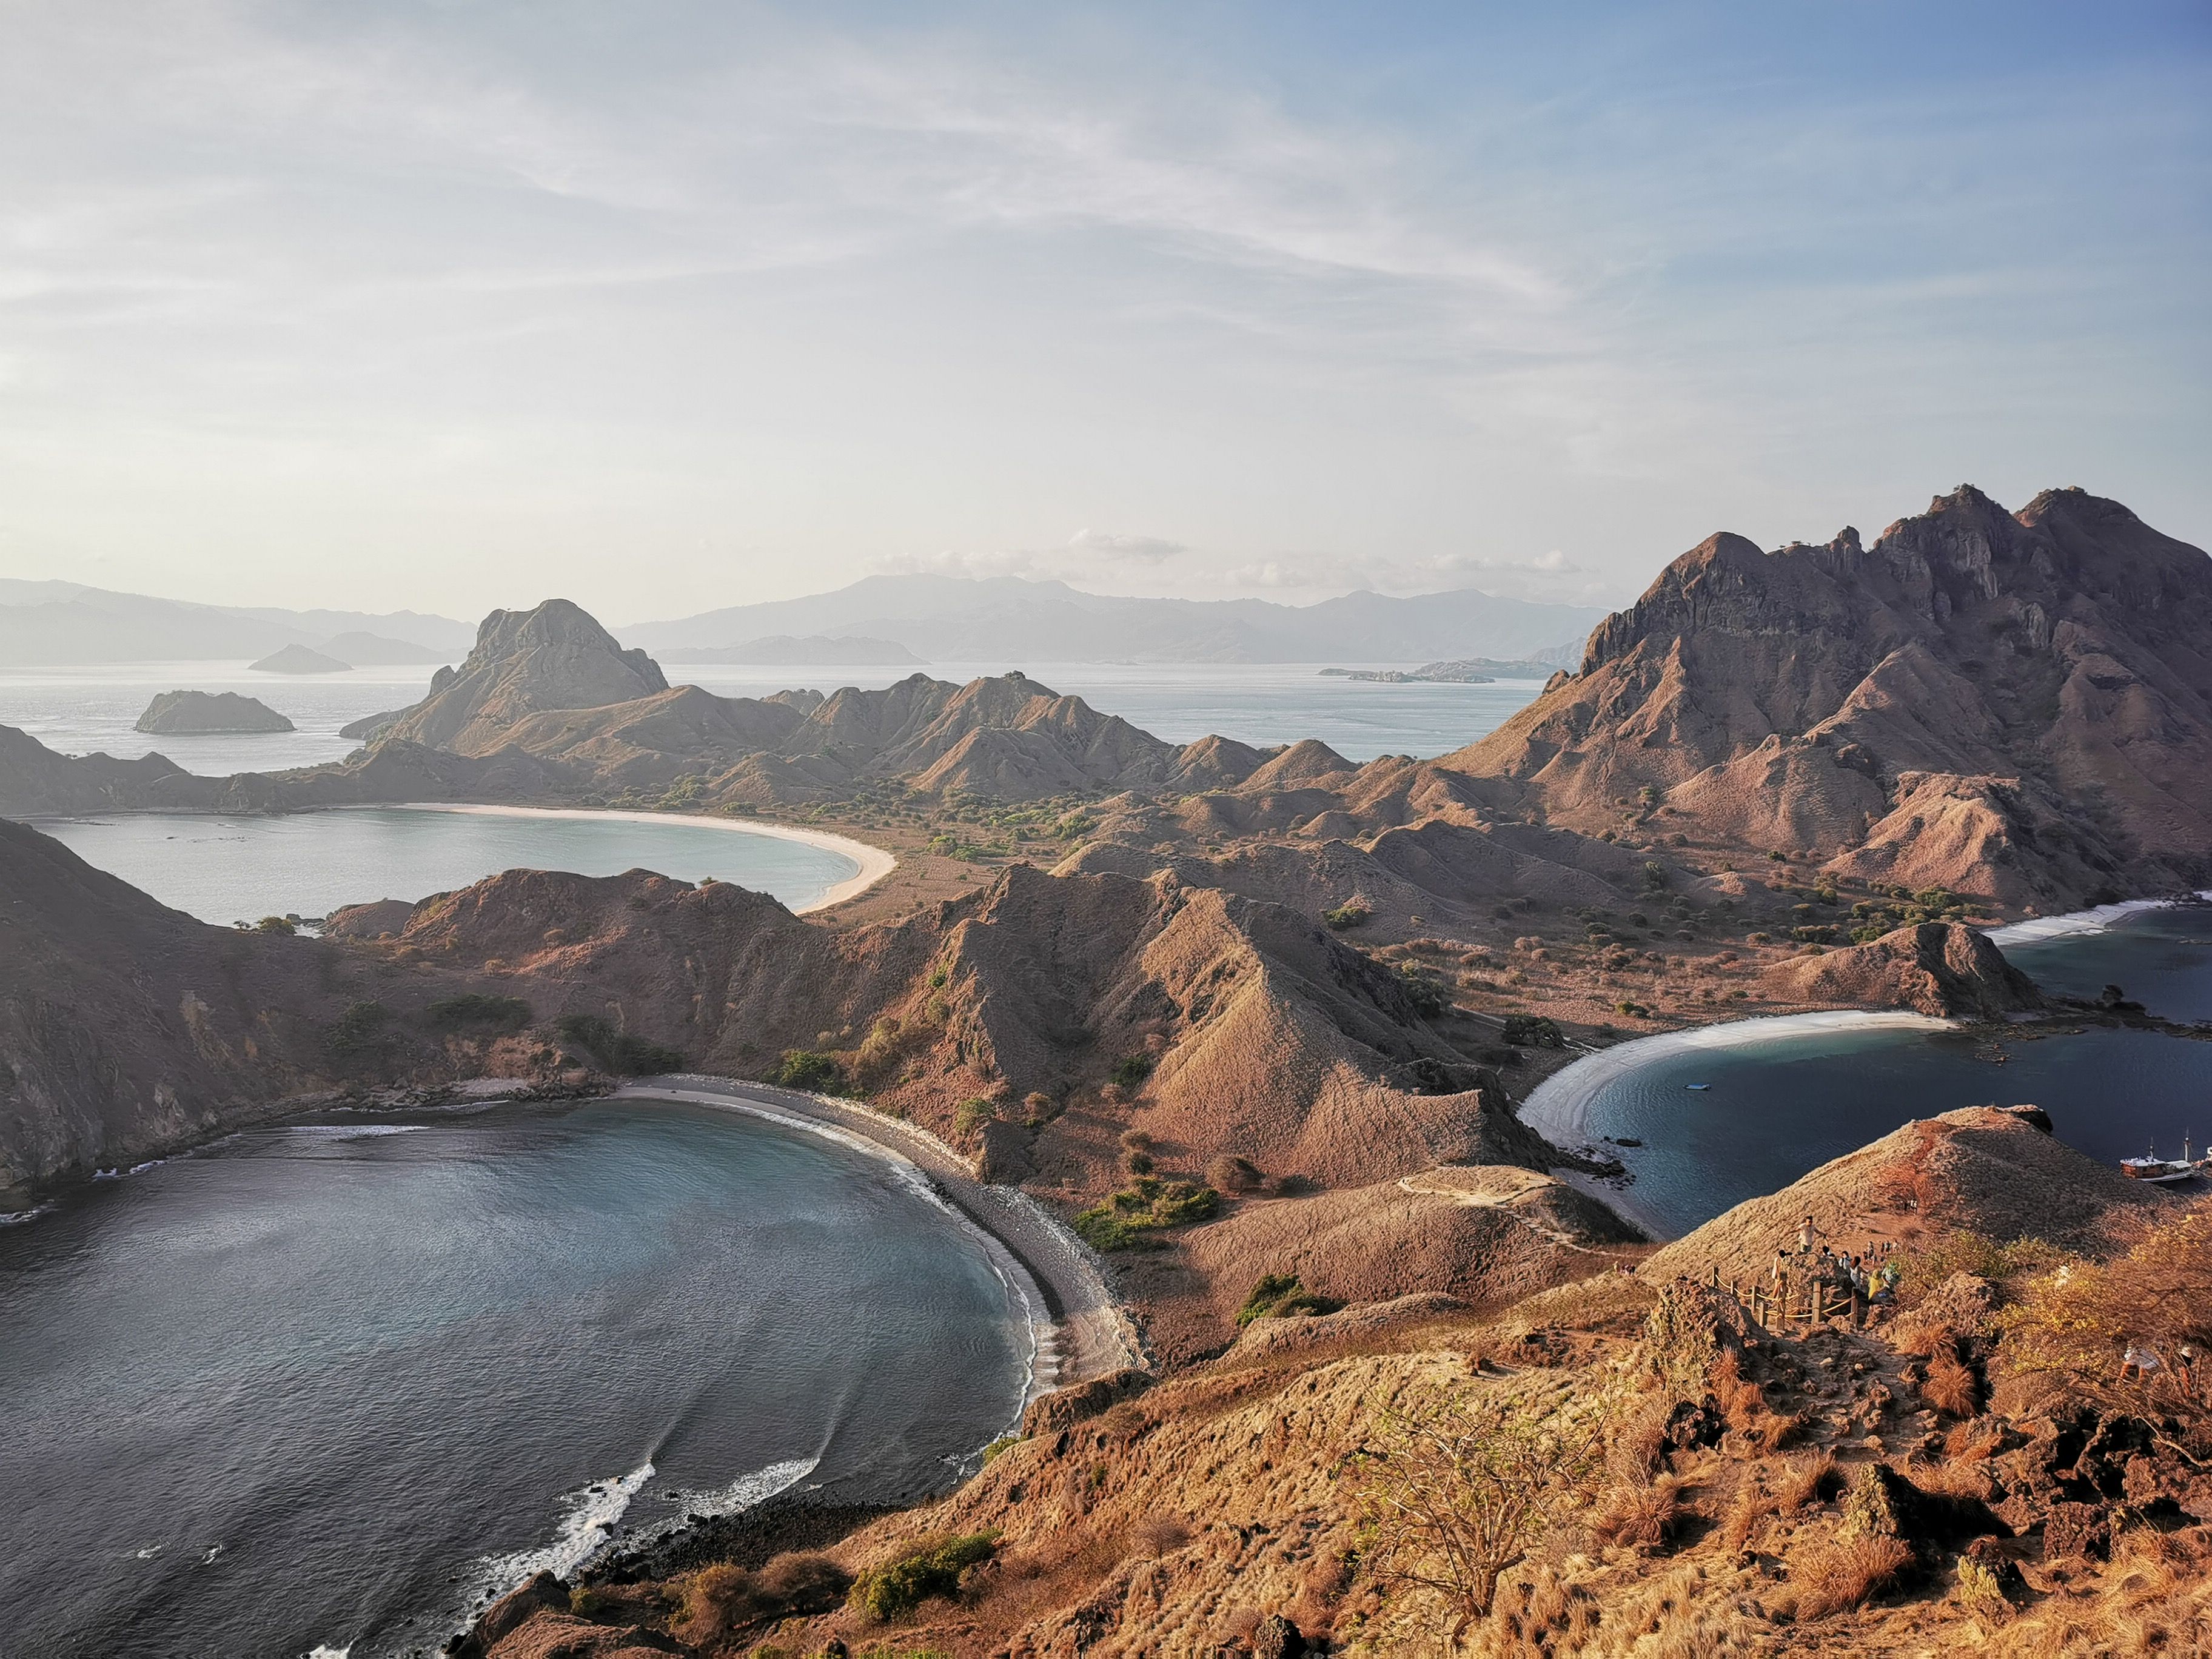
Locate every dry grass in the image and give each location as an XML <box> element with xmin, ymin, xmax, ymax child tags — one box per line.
<box><xmin>1720</xmin><ymin>1479</ymin><xmax>1778</xmax><ymax>1553</ymax></box>
<box><xmin>1924</xmin><ymin>1349</ymin><xmax>1982</xmax><ymax>1417</ymax></box>
<box><xmin>1615</xmin><ymin>1396</ymin><xmax>1678</xmax><ymax>1481</ymax></box>
<box><xmin>1709</xmin><ymin>1348</ymin><xmax>1766</xmax><ymax>1430</ymax></box>
<box><xmin>1914</xmin><ymin>1454</ymin><xmax>1999</xmax><ymax>1503</ymax></box>
<box><xmin>1989</xmin><ymin>1527</ymin><xmax>2212</xmax><ymax>1656</ymax></box>
<box><xmin>1787</xmin><ymin>1532</ymin><xmax>1914</xmax><ymax>1620</ymax></box>
<box><xmin>1590</xmin><ymin>1473</ymin><xmax>1683</xmax><ymax>1550</ymax></box>
<box><xmin>1777</xmin><ymin>1450</ymin><xmax>1840</xmax><ymax>1513</ymax></box>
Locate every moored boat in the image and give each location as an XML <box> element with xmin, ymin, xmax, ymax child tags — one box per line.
<box><xmin>2120</xmin><ymin>1136</ymin><xmax>2206</xmax><ymax>1183</ymax></box>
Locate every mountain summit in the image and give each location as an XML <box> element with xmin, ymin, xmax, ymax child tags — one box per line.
<box><xmin>1452</xmin><ymin>485</ymin><xmax>2212</xmax><ymax>902</ymax></box>
<box><xmin>384</xmin><ymin>598</ymin><xmax>670</xmax><ymax>756</ymax></box>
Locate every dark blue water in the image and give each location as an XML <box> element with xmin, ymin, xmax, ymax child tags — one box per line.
<box><xmin>1543</xmin><ymin>907</ymin><xmax>2212</xmax><ymax>1239</ymax></box>
<box><xmin>0</xmin><ymin>1101</ymin><xmax>1028</xmax><ymax>1659</ymax></box>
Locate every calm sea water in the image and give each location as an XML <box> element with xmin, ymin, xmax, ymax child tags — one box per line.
<box><xmin>1555</xmin><ymin>908</ymin><xmax>2212</xmax><ymax>1238</ymax></box>
<box><xmin>0</xmin><ymin>1099</ymin><xmax>1029</xmax><ymax>1659</ymax></box>
<box><xmin>0</xmin><ymin>659</ymin><xmax>1543</xmax><ymax>771</ymax></box>
<box><xmin>29</xmin><ymin>808</ymin><xmax>860</xmax><ymax>923</ymax></box>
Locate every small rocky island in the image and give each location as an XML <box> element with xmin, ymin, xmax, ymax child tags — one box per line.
<box><xmin>135</xmin><ymin>690</ymin><xmax>296</xmax><ymax>735</ymax></box>
<box><xmin>248</xmin><ymin>643</ymin><xmax>351</xmax><ymax>674</ymax></box>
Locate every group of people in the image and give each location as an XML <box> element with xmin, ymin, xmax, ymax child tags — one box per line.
<box><xmin>1771</xmin><ymin>1215</ymin><xmax>1901</xmax><ymax>1319</ymax></box>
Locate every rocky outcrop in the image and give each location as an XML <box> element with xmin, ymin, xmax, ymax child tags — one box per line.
<box><xmin>1760</xmin><ymin>922</ymin><xmax>2046</xmax><ymax>1017</ymax></box>
<box><xmin>134</xmin><ymin>689</ymin><xmax>294</xmax><ymax>735</ymax></box>
<box><xmin>384</xmin><ymin>600</ymin><xmax>669</xmax><ymax>754</ymax></box>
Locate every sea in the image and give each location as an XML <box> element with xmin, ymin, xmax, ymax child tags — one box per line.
<box><xmin>0</xmin><ymin>1099</ymin><xmax>1030</xmax><ymax>1659</ymax></box>
<box><xmin>1524</xmin><ymin>905</ymin><xmax>2212</xmax><ymax>1239</ymax></box>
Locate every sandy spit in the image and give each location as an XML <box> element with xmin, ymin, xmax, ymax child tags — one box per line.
<box><xmin>1982</xmin><ymin>889</ymin><xmax>2212</xmax><ymax>947</ymax></box>
<box><xmin>386</xmin><ymin>802</ymin><xmax>897</xmax><ymax>911</ymax></box>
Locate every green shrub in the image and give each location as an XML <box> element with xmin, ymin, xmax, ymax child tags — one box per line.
<box><xmin>848</xmin><ymin>1532</ymin><xmax>997</xmax><ymax>1622</ymax></box>
<box><xmin>953</xmin><ymin>1097</ymin><xmax>997</xmax><ymax>1137</ymax></box>
<box><xmin>765</xmin><ymin>1048</ymin><xmax>845</xmax><ymax>1093</ymax></box>
<box><xmin>329</xmin><ymin>1000</ymin><xmax>391</xmax><ymax>1056</ymax></box>
<box><xmin>1499</xmin><ymin>1014</ymin><xmax>1564</xmax><ymax>1049</ymax></box>
<box><xmin>1074</xmin><ymin>1178</ymin><xmax>1218</xmax><ymax>1250</ymax></box>
<box><xmin>1398</xmin><ymin>965</ymin><xmax>1448</xmax><ymax>1018</ymax></box>
<box><xmin>425</xmin><ymin>994</ymin><xmax>532</xmax><ymax>1034</ymax></box>
<box><xmin>1322</xmin><ymin>902</ymin><xmax>1372</xmax><ymax>930</ymax></box>
<box><xmin>555</xmin><ymin>1013</ymin><xmax>683</xmax><ymax>1076</ymax></box>
<box><xmin>255</xmin><ymin>914</ymin><xmax>297</xmax><ymax>935</ymax></box>
<box><xmin>1236</xmin><ymin>1272</ymin><xmax>1344</xmax><ymax>1326</ymax></box>
<box><xmin>1110</xmin><ymin>1054</ymin><xmax>1154</xmax><ymax>1089</ymax></box>
<box><xmin>980</xmin><ymin>1434</ymin><xmax>1021</xmax><ymax>1466</ymax></box>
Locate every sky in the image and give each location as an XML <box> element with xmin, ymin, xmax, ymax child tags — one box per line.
<box><xmin>0</xmin><ymin>1</ymin><xmax>2205</xmax><ymax>622</ymax></box>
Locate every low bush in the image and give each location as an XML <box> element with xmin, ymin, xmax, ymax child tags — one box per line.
<box><xmin>554</xmin><ymin>1013</ymin><xmax>683</xmax><ymax>1076</ymax></box>
<box><xmin>329</xmin><ymin>1000</ymin><xmax>391</xmax><ymax>1057</ymax></box>
<box><xmin>425</xmin><ymin>993</ymin><xmax>532</xmax><ymax>1034</ymax></box>
<box><xmin>255</xmin><ymin>914</ymin><xmax>297</xmax><ymax>934</ymax></box>
<box><xmin>1109</xmin><ymin>1054</ymin><xmax>1154</xmax><ymax>1089</ymax></box>
<box><xmin>953</xmin><ymin>1097</ymin><xmax>997</xmax><ymax>1138</ymax></box>
<box><xmin>765</xmin><ymin>1048</ymin><xmax>845</xmax><ymax>1093</ymax></box>
<box><xmin>1398</xmin><ymin>965</ymin><xmax>1449</xmax><ymax>1017</ymax></box>
<box><xmin>677</xmin><ymin>1552</ymin><xmax>850</xmax><ymax>1643</ymax></box>
<box><xmin>1073</xmin><ymin>1178</ymin><xmax>1219</xmax><ymax>1250</ymax></box>
<box><xmin>1236</xmin><ymin>1272</ymin><xmax>1344</xmax><ymax>1327</ymax></box>
<box><xmin>849</xmin><ymin>1532</ymin><xmax>997</xmax><ymax>1622</ymax></box>
<box><xmin>1321</xmin><ymin>902</ymin><xmax>1371</xmax><ymax>930</ymax></box>
<box><xmin>1499</xmin><ymin>1014</ymin><xmax>1565</xmax><ymax>1049</ymax></box>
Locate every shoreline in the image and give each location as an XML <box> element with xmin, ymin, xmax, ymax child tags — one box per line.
<box><xmin>616</xmin><ymin>1075</ymin><xmax>1138</xmax><ymax>1400</ymax></box>
<box><xmin>1982</xmin><ymin>887</ymin><xmax>2212</xmax><ymax>947</ymax></box>
<box><xmin>1518</xmin><ymin>1009</ymin><xmax>1956</xmax><ymax>1153</ymax></box>
<box><xmin>383</xmin><ymin>802</ymin><xmax>898</xmax><ymax>911</ymax></box>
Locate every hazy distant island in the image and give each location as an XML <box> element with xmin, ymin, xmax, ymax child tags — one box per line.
<box><xmin>1318</xmin><ymin>655</ymin><xmax>1569</xmax><ymax>682</ymax></box>
<box><xmin>133</xmin><ymin>690</ymin><xmax>295</xmax><ymax>735</ymax></box>
<box><xmin>664</xmin><ymin>634</ymin><xmax>928</xmax><ymax>666</ymax></box>
<box><xmin>248</xmin><ymin>643</ymin><xmax>352</xmax><ymax>674</ymax></box>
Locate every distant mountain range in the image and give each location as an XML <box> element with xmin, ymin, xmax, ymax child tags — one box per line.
<box><xmin>0</xmin><ymin>580</ymin><xmax>474</xmax><ymax>666</ymax></box>
<box><xmin>625</xmin><ymin>575</ymin><xmax>1603</xmax><ymax>665</ymax></box>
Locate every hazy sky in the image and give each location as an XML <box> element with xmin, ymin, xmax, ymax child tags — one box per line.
<box><xmin>1</xmin><ymin>2</ymin><xmax>2205</xmax><ymax>622</ymax></box>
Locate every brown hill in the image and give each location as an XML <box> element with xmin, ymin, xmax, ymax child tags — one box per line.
<box><xmin>0</xmin><ymin>822</ymin><xmax>339</xmax><ymax>1202</ymax></box>
<box><xmin>1642</xmin><ymin>1103</ymin><xmax>2173</xmax><ymax>1287</ymax></box>
<box><xmin>1761</xmin><ymin>921</ymin><xmax>2046</xmax><ymax>1017</ymax></box>
<box><xmin>1446</xmin><ymin>486</ymin><xmax>2212</xmax><ymax>908</ymax></box>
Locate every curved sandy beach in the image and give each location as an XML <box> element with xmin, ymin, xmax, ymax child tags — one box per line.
<box><xmin>615</xmin><ymin>1075</ymin><xmax>1138</xmax><ymax>1403</ymax></box>
<box><xmin>1519</xmin><ymin>1009</ymin><xmax>1955</xmax><ymax>1148</ymax></box>
<box><xmin>390</xmin><ymin>802</ymin><xmax>897</xmax><ymax>911</ymax></box>
<box><xmin>1983</xmin><ymin>888</ymin><xmax>2212</xmax><ymax>947</ymax></box>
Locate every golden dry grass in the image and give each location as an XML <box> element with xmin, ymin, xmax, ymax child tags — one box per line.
<box><xmin>1786</xmin><ymin>1532</ymin><xmax>1914</xmax><ymax>1620</ymax></box>
<box><xmin>1777</xmin><ymin>1449</ymin><xmax>1839</xmax><ymax>1512</ymax></box>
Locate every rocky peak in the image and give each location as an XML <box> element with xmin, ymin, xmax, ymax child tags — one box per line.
<box><xmin>383</xmin><ymin>598</ymin><xmax>668</xmax><ymax>756</ymax></box>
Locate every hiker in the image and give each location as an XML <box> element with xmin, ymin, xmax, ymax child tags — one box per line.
<box><xmin>2177</xmin><ymin>1344</ymin><xmax>2199</xmax><ymax>1399</ymax></box>
<box><xmin>1799</xmin><ymin>1215</ymin><xmax>1818</xmax><ymax>1253</ymax></box>
<box><xmin>2121</xmin><ymin>1344</ymin><xmax>2162</xmax><ymax>1382</ymax></box>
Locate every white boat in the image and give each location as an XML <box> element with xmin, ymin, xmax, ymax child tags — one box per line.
<box><xmin>2120</xmin><ymin>1136</ymin><xmax>2206</xmax><ymax>1184</ymax></box>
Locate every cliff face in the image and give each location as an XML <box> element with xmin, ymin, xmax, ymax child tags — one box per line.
<box><xmin>1446</xmin><ymin>488</ymin><xmax>2212</xmax><ymax>907</ymax></box>
<box><xmin>0</xmin><ymin>822</ymin><xmax>333</xmax><ymax>1201</ymax></box>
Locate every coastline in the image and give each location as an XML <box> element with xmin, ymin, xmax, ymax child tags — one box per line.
<box><xmin>378</xmin><ymin>802</ymin><xmax>899</xmax><ymax>911</ymax></box>
<box><xmin>1983</xmin><ymin>888</ymin><xmax>2212</xmax><ymax>947</ymax></box>
<box><xmin>615</xmin><ymin>1075</ymin><xmax>1138</xmax><ymax>1399</ymax></box>
<box><xmin>1518</xmin><ymin>1009</ymin><xmax>1956</xmax><ymax>1153</ymax></box>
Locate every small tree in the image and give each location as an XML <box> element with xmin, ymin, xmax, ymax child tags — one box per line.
<box><xmin>1353</xmin><ymin>1383</ymin><xmax>1609</xmax><ymax>1638</ymax></box>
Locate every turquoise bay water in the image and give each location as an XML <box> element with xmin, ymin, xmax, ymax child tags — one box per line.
<box><xmin>31</xmin><ymin>807</ymin><xmax>860</xmax><ymax>923</ymax></box>
<box><xmin>0</xmin><ymin>1099</ymin><xmax>1030</xmax><ymax>1659</ymax></box>
<box><xmin>1544</xmin><ymin>908</ymin><xmax>2212</xmax><ymax>1238</ymax></box>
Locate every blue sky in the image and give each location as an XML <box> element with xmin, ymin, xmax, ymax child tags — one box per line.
<box><xmin>0</xmin><ymin>1</ymin><xmax>2204</xmax><ymax>618</ymax></box>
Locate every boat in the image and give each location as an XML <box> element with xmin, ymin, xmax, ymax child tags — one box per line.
<box><xmin>1686</xmin><ymin>1083</ymin><xmax>1712</xmax><ymax>1091</ymax></box>
<box><xmin>2120</xmin><ymin>1136</ymin><xmax>2207</xmax><ymax>1184</ymax></box>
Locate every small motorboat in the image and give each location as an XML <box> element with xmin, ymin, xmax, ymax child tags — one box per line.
<box><xmin>2120</xmin><ymin>1136</ymin><xmax>2206</xmax><ymax>1184</ymax></box>
<box><xmin>1686</xmin><ymin>1082</ymin><xmax>1712</xmax><ymax>1091</ymax></box>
